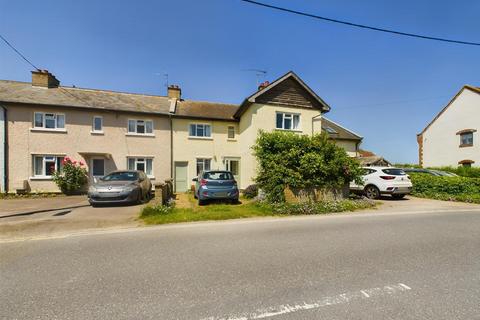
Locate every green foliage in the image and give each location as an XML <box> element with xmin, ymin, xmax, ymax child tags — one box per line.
<box><xmin>393</xmin><ymin>163</ymin><xmax>422</xmax><ymax>169</ymax></box>
<box><xmin>269</xmin><ymin>199</ymin><xmax>376</xmax><ymax>215</ymax></box>
<box><xmin>243</xmin><ymin>184</ymin><xmax>258</xmax><ymax>199</ymax></box>
<box><xmin>52</xmin><ymin>157</ymin><xmax>88</xmax><ymax>194</ymax></box>
<box><xmin>426</xmin><ymin>166</ymin><xmax>480</xmax><ymax>178</ymax></box>
<box><xmin>410</xmin><ymin>173</ymin><xmax>480</xmax><ymax>203</ymax></box>
<box><xmin>141</xmin><ymin>202</ymin><xmax>175</xmax><ymax>217</ymax></box>
<box><xmin>253</xmin><ymin>131</ymin><xmax>363</xmax><ymax>203</ymax></box>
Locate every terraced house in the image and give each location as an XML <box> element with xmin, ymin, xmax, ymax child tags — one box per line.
<box><xmin>0</xmin><ymin>70</ymin><xmax>362</xmax><ymax>193</ymax></box>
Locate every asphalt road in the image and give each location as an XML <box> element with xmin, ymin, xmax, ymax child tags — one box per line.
<box><xmin>2</xmin><ymin>210</ymin><xmax>480</xmax><ymax>319</ymax></box>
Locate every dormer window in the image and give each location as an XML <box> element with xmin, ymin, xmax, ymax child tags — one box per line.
<box><xmin>457</xmin><ymin>129</ymin><xmax>476</xmax><ymax>147</ymax></box>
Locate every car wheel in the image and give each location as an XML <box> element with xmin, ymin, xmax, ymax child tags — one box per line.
<box><xmin>364</xmin><ymin>185</ymin><xmax>380</xmax><ymax>199</ymax></box>
<box><xmin>198</xmin><ymin>198</ymin><xmax>205</xmax><ymax>206</ymax></box>
<box><xmin>392</xmin><ymin>194</ymin><xmax>405</xmax><ymax>199</ymax></box>
<box><xmin>136</xmin><ymin>190</ymin><xmax>143</xmax><ymax>204</ymax></box>
<box><xmin>194</xmin><ymin>192</ymin><xmax>198</xmax><ymax>199</ymax></box>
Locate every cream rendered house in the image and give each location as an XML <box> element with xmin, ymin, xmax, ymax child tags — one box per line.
<box><xmin>0</xmin><ymin>70</ymin><xmax>362</xmax><ymax>193</ymax></box>
<box><xmin>418</xmin><ymin>85</ymin><xmax>480</xmax><ymax>168</ymax></box>
<box><xmin>171</xmin><ymin>71</ymin><xmax>361</xmax><ymax>191</ymax></box>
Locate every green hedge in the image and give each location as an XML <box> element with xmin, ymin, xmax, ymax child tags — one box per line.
<box><xmin>410</xmin><ymin>173</ymin><xmax>480</xmax><ymax>203</ymax></box>
<box><xmin>427</xmin><ymin>166</ymin><xmax>480</xmax><ymax>178</ymax></box>
<box><xmin>253</xmin><ymin>131</ymin><xmax>363</xmax><ymax>203</ymax></box>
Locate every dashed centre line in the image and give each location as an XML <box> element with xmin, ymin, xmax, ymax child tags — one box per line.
<box><xmin>201</xmin><ymin>283</ymin><xmax>412</xmax><ymax>320</ymax></box>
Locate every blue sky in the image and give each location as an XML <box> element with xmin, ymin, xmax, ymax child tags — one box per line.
<box><xmin>1</xmin><ymin>0</ymin><xmax>479</xmax><ymax>163</ymax></box>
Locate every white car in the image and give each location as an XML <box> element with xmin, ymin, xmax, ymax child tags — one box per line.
<box><xmin>350</xmin><ymin>166</ymin><xmax>412</xmax><ymax>199</ymax></box>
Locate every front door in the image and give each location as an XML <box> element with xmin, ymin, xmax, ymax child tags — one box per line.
<box><xmin>224</xmin><ymin>158</ymin><xmax>240</xmax><ymax>182</ymax></box>
<box><xmin>91</xmin><ymin>158</ymin><xmax>105</xmax><ymax>183</ymax></box>
<box><xmin>174</xmin><ymin>161</ymin><xmax>188</xmax><ymax>192</ymax></box>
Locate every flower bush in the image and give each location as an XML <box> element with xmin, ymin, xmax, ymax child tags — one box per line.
<box><xmin>253</xmin><ymin>131</ymin><xmax>363</xmax><ymax>203</ymax></box>
<box><xmin>52</xmin><ymin>157</ymin><xmax>88</xmax><ymax>194</ymax></box>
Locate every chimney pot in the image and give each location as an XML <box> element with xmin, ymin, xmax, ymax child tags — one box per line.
<box><xmin>258</xmin><ymin>80</ymin><xmax>270</xmax><ymax>91</ymax></box>
<box><xmin>31</xmin><ymin>70</ymin><xmax>60</xmax><ymax>88</ymax></box>
<box><xmin>167</xmin><ymin>84</ymin><xmax>181</xmax><ymax>100</ymax></box>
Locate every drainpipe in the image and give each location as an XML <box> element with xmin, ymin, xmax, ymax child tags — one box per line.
<box><xmin>169</xmin><ymin>114</ymin><xmax>173</xmax><ymax>179</ymax></box>
<box><xmin>0</xmin><ymin>105</ymin><xmax>7</xmax><ymax>193</ymax></box>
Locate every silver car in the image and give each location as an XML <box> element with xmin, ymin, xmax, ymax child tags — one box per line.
<box><xmin>88</xmin><ymin>170</ymin><xmax>152</xmax><ymax>206</ymax></box>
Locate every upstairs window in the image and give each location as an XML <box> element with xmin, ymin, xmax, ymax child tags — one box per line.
<box><xmin>276</xmin><ymin>112</ymin><xmax>300</xmax><ymax>131</ymax></box>
<box><xmin>227</xmin><ymin>126</ymin><xmax>235</xmax><ymax>139</ymax></box>
<box><xmin>189</xmin><ymin>124</ymin><xmax>211</xmax><ymax>138</ymax></box>
<box><xmin>33</xmin><ymin>155</ymin><xmax>64</xmax><ymax>177</ymax></box>
<box><xmin>34</xmin><ymin>112</ymin><xmax>65</xmax><ymax>130</ymax></box>
<box><xmin>128</xmin><ymin>119</ymin><xmax>153</xmax><ymax>135</ymax></box>
<box><xmin>460</xmin><ymin>132</ymin><xmax>473</xmax><ymax>147</ymax></box>
<box><xmin>92</xmin><ymin>116</ymin><xmax>103</xmax><ymax>132</ymax></box>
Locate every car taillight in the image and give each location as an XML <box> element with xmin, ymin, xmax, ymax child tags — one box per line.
<box><xmin>380</xmin><ymin>176</ymin><xmax>395</xmax><ymax>180</ymax></box>
<box><xmin>200</xmin><ymin>179</ymin><xmax>207</xmax><ymax>186</ymax></box>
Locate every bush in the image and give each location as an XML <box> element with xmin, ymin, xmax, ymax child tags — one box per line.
<box><xmin>426</xmin><ymin>166</ymin><xmax>480</xmax><ymax>178</ymax></box>
<box><xmin>243</xmin><ymin>184</ymin><xmax>258</xmax><ymax>199</ymax></box>
<box><xmin>52</xmin><ymin>157</ymin><xmax>88</xmax><ymax>194</ymax></box>
<box><xmin>140</xmin><ymin>200</ymin><xmax>176</xmax><ymax>217</ymax></box>
<box><xmin>270</xmin><ymin>199</ymin><xmax>375</xmax><ymax>215</ymax></box>
<box><xmin>410</xmin><ymin>173</ymin><xmax>480</xmax><ymax>203</ymax></box>
<box><xmin>253</xmin><ymin>131</ymin><xmax>363</xmax><ymax>203</ymax></box>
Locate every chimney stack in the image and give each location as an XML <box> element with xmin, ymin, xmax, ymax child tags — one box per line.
<box><xmin>258</xmin><ymin>80</ymin><xmax>270</xmax><ymax>91</ymax></box>
<box><xmin>31</xmin><ymin>70</ymin><xmax>60</xmax><ymax>88</ymax></box>
<box><xmin>167</xmin><ymin>85</ymin><xmax>181</xmax><ymax>100</ymax></box>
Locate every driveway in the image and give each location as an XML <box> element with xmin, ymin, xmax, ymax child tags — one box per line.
<box><xmin>0</xmin><ymin>196</ymin><xmax>144</xmax><ymax>241</ymax></box>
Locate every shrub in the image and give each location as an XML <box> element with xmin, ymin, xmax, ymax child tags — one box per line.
<box><xmin>426</xmin><ymin>166</ymin><xmax>480</xmax><ymax>178</ymax></box>
<box><xmin>410</xmin><ymin>173</ymin><xmax>480</xmax><ymax>203</ymax></box>
<box><xmin>253</xmin><ymin>131</ymin><xmax>363</xmax><ymax>203</ymax></box>
<box><xmin>270</xmin><ymin>199</ymin><xmax>375</xmax><ymax>215</ymax></box>
<box><xmin>52</xmin><ymin>157</ymin><xmax>88</xmax><ymax>194</ymax></box>
<box><xmin>140</xmin><ymin>200</ymin><xmax>176</xmax><ymax>217</ymax></box>
<box><xmin>243</xmin><ymin>184</ymin><xmax>258</xmax><ymax>199</ymax></box>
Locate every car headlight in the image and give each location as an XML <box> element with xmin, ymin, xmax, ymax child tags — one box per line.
<box><xmin>88</xmin><ymin>185</ymin><xmax>97</xmax><ymax>193</ymax></box>
<box><xmin>123</xmin><ymin>185</ymin><xmax>136</xmax><ymax>192</ymax></box>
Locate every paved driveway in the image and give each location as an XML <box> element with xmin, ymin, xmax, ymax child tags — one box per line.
<box><xmin>0</xmin><ymin>196</ymin><xmax>144</xmax><ymax>241</ymax></box>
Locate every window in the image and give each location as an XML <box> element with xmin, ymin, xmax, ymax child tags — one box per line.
<box><xmin>276</xmin><ymin>112</ymin><xmax>300</xmax><ymax>130</ymax></box>
<box><xmin>33</xmin><ymin>155</ymin><xmax>64</xmax><ymax>177</ymax></box>
<box><xmin>189</xmin><ymin>124</ymin><xmax>211</xmax><ymax>138</ymax></box>
<box><xmin>460</xmin><ymin>132</ymin><xmax>473</xmax><ymax>146</ymax></box>
<box><xmin>127</xmin><ymin>157</ymin><xmax>153</xmax><ymax>176</ymax></box>
<box><xmin>33</xmin><ymin>112</ymin><xmax>65</xmax><ymax>130</ymax></box>
<box><xmin>92</xmin><ymin>116</ymin><xmax>103</xmax><ymax>132</ymax></box>
<box><xmin>196</xmin><ymin>158</ymin><xmax>211</xmax><ymax>175</ymax></box>
<box><xmin>127</xmin><ymin>119</ymin><xmax>153</xmax><ymax>135</ymax></box>
<box><xmin>227</xmin><ymin>126</ymin><xmax>235</xmax><ymax>139</ymax></box>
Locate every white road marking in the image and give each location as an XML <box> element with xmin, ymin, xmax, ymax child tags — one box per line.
<box><xmin>201</xmin><ymin>283</ymin><xmax>411</xmax><ymax>320</ymax></box>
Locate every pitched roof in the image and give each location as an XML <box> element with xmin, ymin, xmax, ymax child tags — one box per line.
<box><xmin>322</xmin><ymin>117</ymin><xmax>362</xmax><ymax>141</ymax></box>
<box><xmin>0</xmin><ymin>80</ymin><xmax>172</xmax><ymax>115</ymax></box>
<box><xmin>175</xmin><ymin>100</ymin><xmax>239</xmax><ymax>121</ymax></box>
<box><xmin>234</xmin><ymin>71</ymin><xmax>331</xmax><ymax>118</ymax></box>
<box><xmin>418</xmin><ymin>85</ymin><xmax>480</xmax><ymax>136</ymax></box>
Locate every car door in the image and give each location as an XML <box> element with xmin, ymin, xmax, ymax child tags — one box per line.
<box><xmin>350</xmin><ymin>168</ymin><xmax>372</xmax><ymax>190</ymax></box>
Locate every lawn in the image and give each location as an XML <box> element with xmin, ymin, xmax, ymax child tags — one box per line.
<box><xmin>140</xmin><ymin>193</ymin><xmax>376</xmax><ymax>225</ymax></box>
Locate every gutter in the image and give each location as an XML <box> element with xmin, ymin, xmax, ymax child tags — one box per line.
<box><xmin>0</xmin><ymin>104</ymin><xmax>7</xmax><ymax>193</ymax></box>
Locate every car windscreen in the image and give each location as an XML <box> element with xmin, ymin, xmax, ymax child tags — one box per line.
<box><xmin>102</xmin><ymin>172</ymin><xmax>138</xmax><ymax>181</ymax></box>
<box><xmin>382</xmin><ymin>168</ymin><xmax>406</xmax><ymax>176</ymax></box>
<box><xmin>203</xmin><ymin>172</ymin><xmax>234</xmax><ymax>180</ymax></box>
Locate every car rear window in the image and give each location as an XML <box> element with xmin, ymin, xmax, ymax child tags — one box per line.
<box><xmin>203</xmin><ymin>172</ymin><xmax>234</xmax><ymax>180</ymax></box>
<box><xmin>382</xmin><ymin>169</ymin><xmax>406</xmax><ymax>176</ymax></box>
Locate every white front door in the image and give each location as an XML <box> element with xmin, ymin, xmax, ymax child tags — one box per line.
<box><xmin>224</xmin><ymin>158</ymin><xmax>240</xmax><ymax>182</ymax></box>
<box><xmin>90</xmin><ymin>158</ymin><xmax>105</xmax><ymax>183</ymax></box>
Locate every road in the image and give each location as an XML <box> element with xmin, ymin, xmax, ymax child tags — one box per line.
<box><xmin>2</xmin><ymin>209</ymin><xmax>480</xmax><ymax>319</ymax></box>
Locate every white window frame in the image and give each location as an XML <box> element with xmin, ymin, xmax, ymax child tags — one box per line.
<box><xmin>227</xmin><ymin>126</ymin><xmax>236</xmax><ymax>140</ymax></box>
<box><xmin>275</xmin><ymin>112</ymin><xmax>301</xmax><ymax>131</ymax></box>
<box><xmin>189</xmin><ymin>123</ymin><xmax>212</xmax><ymax>139</ymax></box>
<box><xmin>91</xmin><ymin>116</ymin><xmax>104</xmax><ymax>134</ymax></box>
<box><xmin>196</xmin><ymin>158</ymin><xmax>212</xmax><ymax>175</ymax></box>
<box><xmin>126</xmin><ymin>119</ymin><xmax>154</xmax><ymax>136</ymax></box>
<box><xmin>32</xmin><ymin>155</ymin><xmax>64</xmax><ymax>178</ymax></box>
<box><xmin>460</xmin><ymin>132</ymin><xmax>474</xmax><ymax>146</ymax></box>
<box><xmin>127</xmin><ymin>157</ymin><xmax>154</xmax><ymax>177</ymax></box>
<box><xmin>32</xmin><ymin>112</ymin><xmax>66</xmax><ymax>131</ymax></box>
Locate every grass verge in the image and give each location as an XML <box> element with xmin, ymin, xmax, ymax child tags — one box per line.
<box><xmin>140</xmin><ymin>195</ymin><xmax>376</xmax><ymax>225</ymax></box>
